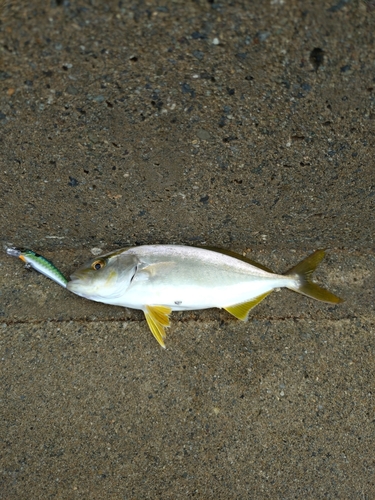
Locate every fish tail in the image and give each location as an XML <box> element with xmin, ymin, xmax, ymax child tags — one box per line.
<box><xmin>284</xmin><ymin>249</ymin><xmax>343</xmax><ymax>303</ymax></box>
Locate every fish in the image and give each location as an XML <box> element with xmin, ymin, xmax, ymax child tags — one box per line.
<box><xmin>6</xmin><ymin>247</ymin><xmax>68</xmax><ymax>288</ymax></box>
<box><xmin>67</xmin><ymin>245</ymin><xmax>343</xmax><ymax>348</ymax></box>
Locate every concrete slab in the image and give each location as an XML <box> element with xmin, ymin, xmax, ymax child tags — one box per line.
<box><xmin>1</xmin><ymin>0</ymin><xmax>374</xmax><ymax>498</ymax></box>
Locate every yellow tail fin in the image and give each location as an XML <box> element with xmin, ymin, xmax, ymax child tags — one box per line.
<box><xmin>285</xmin><ymin>249</ymin><xmax>343</xmax><ymax>304</ymax></box>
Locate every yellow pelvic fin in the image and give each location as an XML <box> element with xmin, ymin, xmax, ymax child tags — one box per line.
<box><xmin>144</xmin><ymin>305</ymin><xmax>172</xmax><ymax>348</ymax></box>
<box><xmin>224</xmin><ymin>291</ymin><xmax>272</xmax><ymax>321</ymax></box>
<box><xmin>284</xmin><ymin>249</ymin><xmax>343</xmax><ymax>304</ymax></box>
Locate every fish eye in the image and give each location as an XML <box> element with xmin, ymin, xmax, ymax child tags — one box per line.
<box><xmin>92</xmin><ymin>259</ymin><xmax>105</xmax><ymax>271</ymax></box>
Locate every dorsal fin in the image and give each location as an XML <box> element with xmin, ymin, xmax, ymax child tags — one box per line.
<box><xmin>223</xmin><ymin>291</ymin><xmax>272</xmax><ymax>321</ymax></box>
<box><xmin>202</xmin><ymin>246</ymin><xmax>274</xmax><ymax>273</ymax></box>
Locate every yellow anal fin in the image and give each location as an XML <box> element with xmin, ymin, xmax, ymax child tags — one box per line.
<box><xmin>144</xmin><ymin>305</ymin><xmax>172</xmax><ymax>348</ymax></box>
<box><xmin>223</xmin><ymin>291</ymin><xmax>272</xmax><ymax>321</ymax></box>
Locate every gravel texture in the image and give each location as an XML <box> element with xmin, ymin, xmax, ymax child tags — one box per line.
<box><xmin>1</xmin><ymin>1</ymin><xmax>374</xmax><ymax>498</ymax></box>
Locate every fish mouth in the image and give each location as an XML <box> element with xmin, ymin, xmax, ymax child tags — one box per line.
<box><xmin>66</xmin><ymin>279</ymin><xmax>80</xmax><ymax>292</ymax></box>
<box><xmin>66</xmin><ymin>274</ymin><xmax>86</xmax><ymax>293</ymax></box>
<box><xmin>68</xmin><ymin>269</ymin><xmax>86</xmax><ymax>282</ymax></box>
<box><xmin>66</xmin><ymin>279</ymin><xmax>92</xmax><ymax>300</ymax></box>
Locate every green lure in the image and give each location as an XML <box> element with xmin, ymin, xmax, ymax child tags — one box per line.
<box><xmin>6</xmin><ymin>247</ymin><xmax>68</xmax><ymax>288</ymax></box>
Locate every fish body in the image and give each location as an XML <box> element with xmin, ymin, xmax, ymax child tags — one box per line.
<box><xmin>6</xmin><ymin>247</ymin><xmax>68</xmax><ymax>288</ymax></box>
<box><xmin>67</xmin><ymin>245</ymin><xmax>342</xmax><ymax>347</ymax></box>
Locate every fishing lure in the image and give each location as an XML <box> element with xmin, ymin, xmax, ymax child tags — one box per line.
<box><xmin>6</xmin><ymin>247</ymin><xmax>68</xmax><ymax>288</ymax></box>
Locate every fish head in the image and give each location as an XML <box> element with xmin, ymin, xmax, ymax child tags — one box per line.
<box><xmin>67</xmin><ymin>249</ymin><xmax>138</xmax><ymax>302</ymax></box>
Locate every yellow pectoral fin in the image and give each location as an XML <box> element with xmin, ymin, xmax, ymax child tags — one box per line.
<box><xmin>224</xmin><ymin>291</ymin><xmax>272</xmax><ymax>321</ymax></box>
<box><xmin>137</xmin><ymin>262</ymin><xmax>176</xmax><ymax>280</ymax></box>
<box><xmin>144</xmin><ymin>305</ymin><xmax>172</xmax><ymax>348</ymax></box>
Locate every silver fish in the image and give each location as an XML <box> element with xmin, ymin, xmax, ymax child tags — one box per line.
<box><xmin>67</xmin><ymin>245</ymin><xmax>343</xmax><ymax>348</ymax></box>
